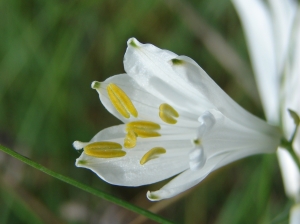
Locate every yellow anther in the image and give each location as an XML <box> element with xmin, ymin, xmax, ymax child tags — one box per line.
<box><xmin>140</xmin><ymin>147</ymin><xmax>166</xmax><ymax>165</ymax></box>
<box><xmin>126</xmin><ymin>121</ymin><xmax>161</xmax><ymax>138</ymax></box>
<box><xmin>84</xmin><ymin>142</ymin><xmax>126</xmax><ymax>158</ymax></box>
<box><xmin>124</xmin><ymin>130</ymin><xmax>137</xmax><ymax>149</ymax></box>
<box><xmin>132</xmin><ymin>129</ymin><xmax>161</xmax><ymax>138</ymax></box>
<box><xmin>159</xmin><ymin>103</ymin><xmax>179</xmax><ymax>124</ymax></box>
<box><xmin>126</xmin><ymin>121</ymin><xmax>160</xmax><ymax>130</ymax></box>
<box><xmin>107</xmin><ymin>83</ymin><xmax>138</xmax><ymax>118</ymax></box>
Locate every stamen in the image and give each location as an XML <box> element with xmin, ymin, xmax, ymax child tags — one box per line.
<box><xmin>127</xmin><ymin>120</ymin><xmax>161</xmax><ymax>130</ymax></box>
<box><xmin>107</xmin><ymin>83</ymin><xmax>138</xmax><ymax>118</ymax></box>
<box><xmin>124</xmin><ymin>130</ymin><xmax>137</xmax><ymax>148</ymax></box>
<box><xmin>126</xmin><ymin>121</ymin><xmax>161</xmax><ymax>138</ymax></box>
<box><xmin>84</xmin><ymin>142</ymin><xmax>126</xmax><ymax>158</ymax></box>
<box><xmin>159</xmin><ymin>103</ymin><xmax>179</xmax><ymax>124</ymax></box>
<box><xmin>140</xmin><ymin>147</ymin><xmax>166</xmax><ymax>165</ymax></box>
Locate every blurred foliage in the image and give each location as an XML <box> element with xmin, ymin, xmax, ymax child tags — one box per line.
<box><xmin>0</xmin><ymin>0</ymin><xmax>289</xmax><ymax>223</ymax></box>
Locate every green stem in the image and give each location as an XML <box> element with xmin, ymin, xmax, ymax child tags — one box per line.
<box><xmin>0</xmin><ymin>144</ymin><xmax>174</xmax><ymax>224</ymax></box>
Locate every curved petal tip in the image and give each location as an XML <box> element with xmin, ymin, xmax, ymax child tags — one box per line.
<box><xmin>73</xmin><ymin>141</ymin><xmax>89</xmax><ymax>150</ymax></box>
<box><xmin>147</xmin><ymin>191</ymin><xmax>161</xmax><ymax>201</ymax></box>
<box><xmin>75</xmin><ymin>158</ymin><xmax>88</xmax><ymax>167</ymax></box>
<box><xmin>127</xmin><ymin>37</ymin><xmax>140</xmax><ymax>48</ymax></box>
<box><xmin>91</xmin><ymin>81</ymin><xmax>100</xmax><ymax>90</ymax></box>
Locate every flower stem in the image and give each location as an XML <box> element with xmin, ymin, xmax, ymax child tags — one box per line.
<box><xmin>0</xmin><ymin>144</ymin><xmax>173</xmax><ymax>224</ymax></box>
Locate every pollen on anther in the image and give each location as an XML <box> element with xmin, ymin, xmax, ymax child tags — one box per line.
<box><xmin>140</xmin><ymin>147</ymin><xmax>166</xmax><ymax>165</ymax></box>
<box><xmin>159</xmin><ymin>103</ymin><xmax>179</xmax><ymax>124</ymax></box>
<box><xmin>84</xmin><ymin>142</ymin><xmax>126</xmax><ymax>158</ymax></box>
<box><xmin>126</xmin><ymin>121</ymin><xmax>161</xmax><ymax>138</ymax></box>
<box><xmin>107</xmin><ymin>83</ymin><xmax>138</xmax><ymax>118</ymax></box>
<box><xmin>124</xmin><ymin>130</ymin><xmax>137</xmax><ymax>148</ymax></box>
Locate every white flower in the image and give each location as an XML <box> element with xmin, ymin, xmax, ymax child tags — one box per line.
<box><xmin>232</xmin><ymin>0</ymin><xmax>300</xmax><ymax>202</ymax></box>
<box><xmin>73</xmin><ymin>38</ymin><xmax>280</xmax><ymax>201</ymax></box>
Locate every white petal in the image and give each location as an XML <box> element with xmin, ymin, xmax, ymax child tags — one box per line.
<box><xmin>75</xmin><ymin>125</ymin><xmax>193</xmax><ymax>186</ymax></box>
<box><xmin>232</xmin><ymin>0</ymin><xmax>279</xmax><ymax>123</ymax></box>
<box><xmin>76</xmin><ymin>152</ymin><xmax>189</xmax><ymax>187</ymax></box>
<box><xmin>123</xmin><ymin>38</ymin><xmax>214</xmax><ymax>112</ymax></box>
<box><xmin>147</xmin><ymin>136</ymin><xmax>280</xmax><ymax>202</ymax></box>
<box><xmin>94</xmin><ymin>73</ymin><xmax>201</xmax><ymax>127</ymax></box>
<box><xmin>93</xmin><ymin>73</ymin><xmax>162</xmax><ymax>123</ymax></box>
<box><xmin>282</xmin><ymin>15</ymin><xmax>300</xmax><ymax>139</ymax></box>
<box><xmin>170</xmin><ymin>55</ymin><xmax>279</xmax><ymax>135</ymax></box>
<box><xmin>147</xmin><ymin>152</ymin><xmax>228</xmax><ymax>201</ymax></box>
<box><xmin>290</xmin><ymin>203</ymin><xmax>300</xmax><ymax>224</ymax></box>
<box><xmin>277</xmin><ymin>147</ymin><xmax>300</xmax><ymax>199</ymax></box>
<box><xmin>147</xmin><ymin>112</ymin><xmax>280</xmax><ymax>201</ymax></box>
<box><xmin>268</xmin><ymin>0</ymin><xmax>297</xmax><ymax>72</ymax></box>
<box><xmin>279</xmin><ymin>15</ymin><xmax>300</xmax><ymax>201</ymax></box>
<box><xmin>202</xmin><ymin>114</ymin><xmax>280</xmax><ymax>158</ymax></box>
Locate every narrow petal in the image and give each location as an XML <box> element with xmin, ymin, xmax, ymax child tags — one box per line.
<box><xmin>279</xmin><ymin>16</ymin><xmax>300</xmax><ymax>200</ymax></box>
<box><xmin>277</xmin><ymin>147</ymin><xmax>300</xmax><ymax>199</ymax></box>
<box><xmin>282</xmin><ymin>14</ymin><xmax>300</xmax><ymax>139</ymax></box>
<box><xmin>268</xmin><ymin>0</ymin><xmax>297</xmax><ymax>72</ymax></box>
<box><xmin>147</xmin><ymin>152</ymin><xmax>228</xmax><ymax>201</ymax></box>
<box><xmin>232</xmin><ymin>0</ymin><xmax>279</xmax><ymax>123</ymax></box>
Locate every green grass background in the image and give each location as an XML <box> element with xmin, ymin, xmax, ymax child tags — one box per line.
<box><xmin>0</xmin><ymin>0</ymin><xmax>290</xmax><ymax>223</ymax></box>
